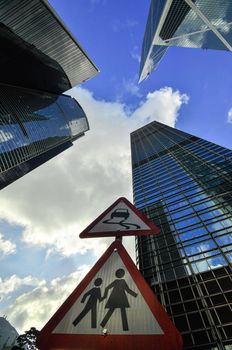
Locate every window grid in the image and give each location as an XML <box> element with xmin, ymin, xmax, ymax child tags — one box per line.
<box><xmin>131</xmin><ymin>121</ymin><xmax>232</xmax><ymax>350</ymax></box>
<box><xmin>0</xmin><ymin>83</ymin><xmax>89</xmax><ymax>189</ymax></box>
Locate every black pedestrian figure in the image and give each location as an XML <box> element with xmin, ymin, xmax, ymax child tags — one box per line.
<box><xmin>100</xmin><ymin>268</ymin><xmax>137</xmax><ymax>331</ymax></box>
<box><xmin>73</xmin><ymin>277</ymin><xmax>103</xmax><ymax>328</ymax></box>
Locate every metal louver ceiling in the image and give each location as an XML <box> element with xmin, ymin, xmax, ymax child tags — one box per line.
<box><xmin>0</xmin><ymin>0</ymin><xmax>99</xmax><ymax>93</ymax></box>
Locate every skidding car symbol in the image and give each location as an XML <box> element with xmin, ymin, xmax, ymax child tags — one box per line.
<box><xmin>111</xmin><ymin>209</ymin><xmax>130</xmax><ymax>220</ymax></box>
<box><xmin>103</xmin><ymin>208</ymin><xmax>141</xmax><ymax>229</ymax></box>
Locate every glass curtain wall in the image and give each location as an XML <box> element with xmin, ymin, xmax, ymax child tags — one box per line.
<box><xmin>0</xmin><ymin>83</ymin><xmax>89</xmax><ymax>189</ymax></box>
<box><xmin>139</xmin><ymin>0</ymin><xmax>232</xmax><ymax>81</ymax></box>
<box><xmin>131</xmin><ymin>121</ymin><xmax>232</xmax><ymax>349</ymax></box>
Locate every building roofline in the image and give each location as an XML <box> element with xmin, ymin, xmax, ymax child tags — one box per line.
<box><xmin>0</xmin><ymin>0</ymin><xmax>99</xmax><ymax>93</ymax></box>
<box><xmin>42</xmin><ymin>0</ymin><xmax>100</xmax><ymax>74</ymax></box>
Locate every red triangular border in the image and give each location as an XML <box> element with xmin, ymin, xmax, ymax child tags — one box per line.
<box><xmin>79</xmin><ymin>197</ymin><xmax>160</xmax><ymax>238</ymax></box>
<box><xmin>36</xmin><ymin>241</ymin><xmax>182</xmax><ymax>350</ymax></box>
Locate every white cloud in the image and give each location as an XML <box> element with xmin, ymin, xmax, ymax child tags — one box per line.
<box><xmin>0</xmin><ymin>233</ymin><xmax>16</xmax><ymax>257</ymax></box>
<box><xmin>5</xmin><ymin>266</ymin><xmax>90</xmax><ymax>334</ymax></box>
<box><xmin>0</xmin><ymin>275</ymin><xmax>44</xmax><ymax>296</ymax></box>
<box><xmin>111</xmin><ymin>19</ymin><xmax>138</xmax><ymax>32</ymax></box>
<box><xmin>131</xmin><ymin>87</ymin><xmax>189</xmax><ymax>127</ymax></box>
<box><xmin>130</xmin><ymin>46</ymin><xmax>141</xmax><ymax>63</ymax></box>
<box><xmin>0</xmin><ymin>86</ymin><xmax>189</xmax><ymax>259</ymax></box>
<box><xmin>122</xmin><ymin>76</ymin><xmax>142</xmax><ymax>98</ymax></box>
<box><xmin>227</xmin><ymin>107</ymin><xmax>232</xmax><ymax>123</ymax></box>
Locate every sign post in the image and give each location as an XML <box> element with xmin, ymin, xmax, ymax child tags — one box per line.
<box><xmin>36</xmin><ymin>197</ymin><xmax>183</xmax><ymax>350</ymax></box>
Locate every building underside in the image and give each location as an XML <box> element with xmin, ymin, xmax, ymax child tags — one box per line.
<box><xmin>139</xmin><ymin>0</ymin><xmax>232</xmax><ymax>82</ymax></box>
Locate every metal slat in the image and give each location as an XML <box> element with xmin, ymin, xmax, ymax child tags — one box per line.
<box><xmin>0</xmin><ymin>0</ymin><xmax>99</xmax><ymax>91</ymax></box>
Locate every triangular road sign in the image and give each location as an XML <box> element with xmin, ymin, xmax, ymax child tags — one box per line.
<box><xmin>80</xmin><ymin>197</ymin><xmax>160</xmax><ymax>238</ymax></box>
<box><xmin>36</xmin><ymin>240</ymin><xmax>183</xmax><ymax>350</ymax></box>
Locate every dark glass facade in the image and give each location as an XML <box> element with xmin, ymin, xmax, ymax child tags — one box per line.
<box><xmin>139</xmin><ymin>0</ymin><xmax>232</xmax><ymax>82</ymax></box>
<box><xmin>131</xmin><ymin>121</ymin><xmax>232</xmax><ymax>349</ymax></box>
<box><xmin>0</xmin><ymin>0</ymin><xmax>99</xmax><ymax>189</ymax></box>
<box><xmin>0</xmin><ymin>83</ymin><xmax>89</xmax><ymax>189</ymax></box>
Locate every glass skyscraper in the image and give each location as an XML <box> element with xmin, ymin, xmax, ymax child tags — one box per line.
<box><xmin>0</xmin><ymin>316</ymin><xmax>18</xmax><ymax>349</ymax></box>
<box><xmin>0</xmin><ymin>83</ymin><xmax>89</xmax><ymax>190</ymax></box>
<box><xmin>139</xmin><ymin>0</ymin><xmax>232</xmax><ymax>82</ymax></box>
<box><xmin>0</xmin><ymin>0</ymin><xmax>99</xmax><ymax>189</ymax></box>
<box><xmin>131</xmin><ymin>121</ymin><xmax>232</xmax><ymax>350</ymax></box>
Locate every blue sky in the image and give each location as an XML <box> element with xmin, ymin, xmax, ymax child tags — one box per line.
<box><xmin>48</xmin><ymin>0</ymin><xmax>232</xmax><ymax>148</ymax></box>
<box><xmin>0</xmin><ymin>0</ymin><xmax>232</xmax><ymax>334</ymax></box>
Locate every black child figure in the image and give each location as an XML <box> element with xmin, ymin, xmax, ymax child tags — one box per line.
<box><xmin>100</xmin><ymin>268</ymin><xmax>137</xmax><ymax>331</ymax></box>
<box><xmin>73</xmin><ymin>277</ymin><xmax>103</xmax><ymax>328</ymax></box>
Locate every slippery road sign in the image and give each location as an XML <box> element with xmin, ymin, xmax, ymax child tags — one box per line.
<box><xmin>80</xmin><ymin>197</ymin><xmax>160</xmax><ymax>238</ymax></box>
<box><xmin>36</xmin><ymin>241</ymin><xmax>183</xmax><ymax>350</ymax></box>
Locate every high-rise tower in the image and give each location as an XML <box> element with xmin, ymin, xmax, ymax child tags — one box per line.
<box><xmin>139</xmin><ymin>0</ymin><xmax>232</xmax><ymax>82</ymax></box>
<box><xmin>0</xmin><ymin>316</ymin><xmax>18</xmax><ymax>349</ymax></box>
<box><xmin>0</xmin><ymin>0</ymin><xmax>99</xmax><ymax>189</ymax></box>
<box><xmin>131</xmin><ymin>121</ymin><xmax>232</xmax><ymax>349</ymax></box>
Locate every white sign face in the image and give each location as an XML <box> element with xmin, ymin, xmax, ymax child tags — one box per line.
<box><xmin>89</xmin><ymin>200</ymin><xmax>150</xmax><ymax>233</ymax></box>
<box><xmin>53</xmin><ymin>250</ymin><xmax>164</xmax><ymax>335</ymax></box>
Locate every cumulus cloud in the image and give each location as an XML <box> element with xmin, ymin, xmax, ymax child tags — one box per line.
<box><xmin>0</xmin><ymin>233</ymin><xmax>16</xmax><ymax>257</ymax></box>
<box><xmin>0</xmin><ymin>86</ymin><xmax>189</xmax><ymax>259</ymax></box>
<box><xmin>0</xmin><ymin>275</ymin><xmax>44</xmax><ymax>296</ymax></box>
<box><xmin>5</xmin><ymin>266</ymin><xmax>90</xmax><ymax>333</ymax></box>
<box><xmin>131</xmin><ymin>88</ymin><xmax>189</xmax><ymax>126</ymax></box>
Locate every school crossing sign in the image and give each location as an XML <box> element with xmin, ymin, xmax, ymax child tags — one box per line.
<box><xmin>36</xmin><ymin>241</ymin><xmax>183</xmax><ymax>350</ymax></box>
